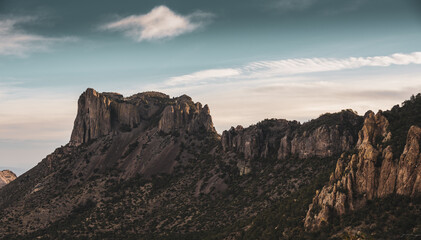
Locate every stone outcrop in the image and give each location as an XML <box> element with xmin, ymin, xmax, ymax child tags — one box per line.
<box><xmin>70</xmin><ymin>89</ymin><xmax>113</xmax><ymax>145</ymax></box>
<box><xmin>396</xmin><ymin>125</ymin><xmax>421</xmax><ymax>196</ymax></box>
<box><xmin>158</xmin><ymin>95</ymin><xmax>215</xmax><ymax>134</ymax></box>
<box><xmin>221</xmin><ymin>119</ymin><xmax>299</xmax><ymax>160</ymax></box>
<box><xmin>304</xmin><ymin>111</ymin><xmax>421</xmax><ymax>231</ymax></box>
<box><xmin>0</xmin><ymin>170</ymin><xmax>17</xmax><ymax>188</ymax></box>
<box><xmin>70</xmin><ymin>89</ymin><xmax>215</xmax><ymax>146</ymax></box>
<box><xmin>221</xmin><ymin>110</ymin><xmax>362</xmax><ymax>161</ymax></box>
<box><xmin>288</xmin><ymin>123</ymin><xmax>357</xmax><ymax>159</ymax></box>
<box><xmin>68</xmin><ymin>88</ymin><xmax>217</xmax><ymax>178</ymax></box>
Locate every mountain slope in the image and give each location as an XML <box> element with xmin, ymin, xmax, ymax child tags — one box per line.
<box><xmin>0</xmin><ymin>89</ymin><xmax>419</xmax><ymax>239</ymax></box>
<box><xmin>302</xmin><ymin>94</ymin><xmax>421</xmax><ymax>238</ymax></box>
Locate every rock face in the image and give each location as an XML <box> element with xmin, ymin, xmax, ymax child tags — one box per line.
<box><xmin>396</xmin><ymin>125</ymin><xmax>421</xmax><ymax>195</ymax></box>
<box><xmin>304</xmin><ymin>111</ymin><xmax>421</xmax><ymax>230</ymax></box>
<box><xmin>221</xmin><ymin>110</ymin><xmax>363</xmax><ymax>161</ymax></box>
<box><xmin>1</xmin><ymin>89</ymin><xmax>419</xmax><ymax>239</ymax></box>
<box><xmin>70</xmin><ymin>89</ymin><xmax>215</xmax><ymax>146</ymax></box>
<box><xmin>158</xmin><ymin>95</ymin><xmax>215</xmax><ymax>134</ymax></box>
<box><xmin>69</xmin><ymin>88</ymin><xmax>217</xmax><ymax>178</ymax></box>
<box><xmin>0</xmin><ymin>170</ymin><xmax>17</xmax><ymax>188</ymax></box>
<box><xmin>0</xmin><ymin>88</ymin><xmax>220</xmax><ymax>237</ymax></box>
<box><xmin>221</xmin><ymin>119</ymin><xmax>299</xmax><ymax>160</ymax></box>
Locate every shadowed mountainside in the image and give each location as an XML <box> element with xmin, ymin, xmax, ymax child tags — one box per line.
<box><xmin>0</xmin><ymin>89</ymin><xmax>420</xmax><ymax>239</ymax></box>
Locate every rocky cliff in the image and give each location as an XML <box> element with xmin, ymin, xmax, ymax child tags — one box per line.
<box><xmin>0</xmin><ymin>88</ymin><xmax>222</xmax><ymax>237</ymax></box>
<box><xmin>0</xmin><ymin>170</ymin><xmax>16</xmax><ymax>188</ymax></box>
<box><xmin>304</xmin><ymin>110</ymin><xmax>421</xmax><ymax>230</ymax></box>
<box><xmin>222</xmin><ymin>110</ymin><xmax>363</xmax><ymax>161</ymax></box>
<box><xmin>70</xmin><ymin>88</ymin><xmax>215</xmax><ymax>146</ymax></box>
<box><xmin>1</xmin><ymin>89</ymin><xmax>420</xmax><ymax>239</ymax></box>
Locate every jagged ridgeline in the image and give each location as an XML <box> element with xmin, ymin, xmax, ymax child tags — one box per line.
<box><xmin>303</xmin><ymin>94</ymin><xmax>421</xmax><ymax>238</ymax></box>
<box><xmin>0</xmin><ymin>89</ymin><xmax>419</xmax><ymax>240</ymax></box>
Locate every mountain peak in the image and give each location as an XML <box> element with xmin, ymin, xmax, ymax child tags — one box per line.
<box><xmin>70</xmin><ymin>88</ymin><xmax>215</xmax><ymax>146</ymax></box>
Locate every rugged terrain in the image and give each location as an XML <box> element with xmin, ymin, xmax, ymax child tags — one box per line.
<box><xmin>303</xmin><ymin>95</ymin><xmax>421</xmax><ymax>238</ymax></box>
<box><xmin>304</xmin><ymin>112</ymin><xmax>421</xmax><ymax>230</ymax></box>
<box><xmin>0</xmin><ymin>89</ymin><xmax>420</xmax><ymax>239</ymax></box>
<box><xmin>0</xmin><ymin>170</ymin><xmax>16</xmax><ymax>189</ymax></box>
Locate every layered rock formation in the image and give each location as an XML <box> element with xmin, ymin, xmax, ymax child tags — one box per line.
<box><xmin>70</xmin><ymin>88</ymin><xmax>215</xmax><ymax>146</ymax></box>
<box><xmin>158</xmin><ymin>95</ymin><xmax>214</xmax><ymax>134</ymax></box>
<box><xmin>0</xmin><ymin>170</ymin><xmax>16</xmax><ymax>188</ymax></box>
<box><xmin>69</xmin><ymin>88</ymin><xmax>217</xmax><ymax>178</ymax></box>
<box><xmin>304</xmin><ymin>111</ymin><xmax>421</xmax><ymax>230</ymax></box>
<box><xmin>222</xmin><ymin>110</ymin><xmax>363</xmax><ymax>161</ymax></box>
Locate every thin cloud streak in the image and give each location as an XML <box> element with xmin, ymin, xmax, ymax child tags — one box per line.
<box><xmin>167</xmin><ymin>52</ymin><xmax>421</xmax><ymax>86</ymax></box>
<box><xmin>167</xmin><ymin>68</ymin><xmax>241</xmax><ymax>86</ymax></box>
<box><xmin>245</xmin><ymin>52</ymin><xmax>421</xmax><ymax>71</ymax></box>
<box><xmin>102</xmin><ymin>5</ymin><xmax>213</xmax><ymax>42</ymax></box>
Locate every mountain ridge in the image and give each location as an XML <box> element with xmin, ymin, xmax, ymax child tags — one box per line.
<box><xmin>0</xmin><ymin>89</ymin><xmax>420</xmax><ymax>239</ymax></box>
<box><xmin>304</xmin><ymin>109</ymin><xmax>421</xmax><ymax>231</ymax></box>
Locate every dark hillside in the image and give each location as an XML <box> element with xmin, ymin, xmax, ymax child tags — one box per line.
<box><xmin>0</xmin><ymin>89</ymin><xmax>420</xmax><ymax>240</ymax></box>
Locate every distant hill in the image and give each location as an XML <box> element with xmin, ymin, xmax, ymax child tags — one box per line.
<box><xmin>0</xmin><ymin>170</ymin><xmax>16</xmax><ymax>188</ymax></box>
<box><xmin>0</xmin><ymin>89</ymin><xmax>419</xmax><ymax>239</ymax></box>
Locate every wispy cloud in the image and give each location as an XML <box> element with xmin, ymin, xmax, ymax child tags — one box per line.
<box><xmin>166</xmin><ymin>52</ymin><xmax>421</xmax><ymax>86</ymax></box>
<box><xmin>102</xmin><ymin>5</ymin><xmax>213</xmax><ymax>42</ymax></box>
<box><xmin>0</xmin><ymin>16</ymin><xmax>75</xmax><ymax>57</ymax></box>
<box><xmin>167</xmin><ymin>68</ymin><xmax>241</xmax><ymax>86</ymax></box>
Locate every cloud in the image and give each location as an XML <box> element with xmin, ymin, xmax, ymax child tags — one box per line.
<box><xmin>102</xmin><ymin>5</ymin><xmax>213</xmax><ymax>42</ymax></box>
<box><xmin>244</xmin><ymin>52</ymin><xmax>421</xmax><ymax>77</ymax></box>
<box><xmin>0</xmin><ymin>16</ymin><xmax>75</xmax><ymax>57</ymax></box>
<box><xmin>166</xmin><ymin>52</ymin><xmax>421</xmax><ymax>86</ymax></box>
<box><xmin>167</xmin><ymin>68</ymin><xmax>241</xmax><ymax>86</ymax></box>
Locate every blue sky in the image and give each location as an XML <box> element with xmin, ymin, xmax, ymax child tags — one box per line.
<box><xmin>1</xmin><ymin>0</ymin><xmax>421</xmax><ymax>174</ymax></box>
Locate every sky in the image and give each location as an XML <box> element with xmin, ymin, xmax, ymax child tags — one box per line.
<box><xmin>1</xmin><ymin>0</ymin><xmax>421</xmax><ymax>175</ymax></box>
